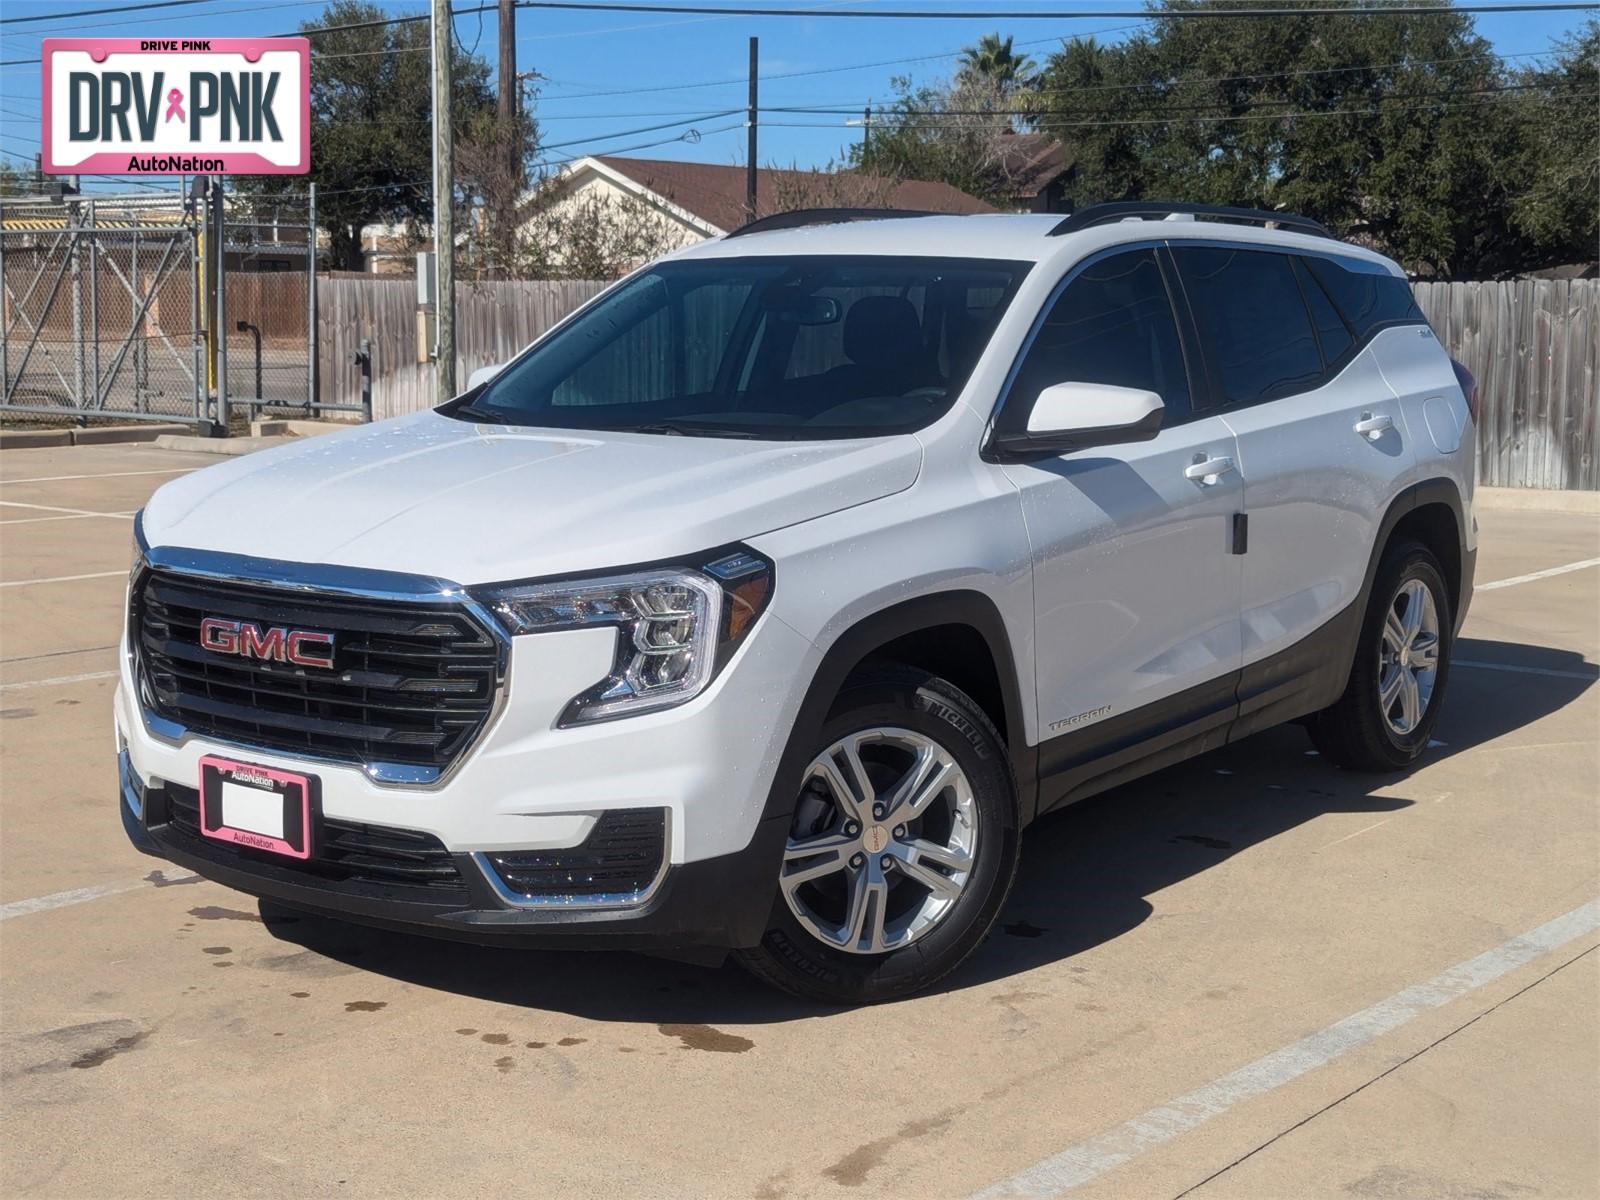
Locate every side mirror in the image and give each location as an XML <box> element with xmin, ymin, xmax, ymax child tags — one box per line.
<box><xmin>466</xmin><ymin>363</ymin><xmax>504</xmax><ymax>392</ymax></box>
<box><xmin>989</xmin><ymin>382</ymin><xmax>1165</xmax><ymax>460</ymax></box>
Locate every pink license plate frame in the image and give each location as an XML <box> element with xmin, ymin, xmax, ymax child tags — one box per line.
<box><xmin>197</xmin><ymin>755</ymin><xmax>314</xmax><ymax>860</ymax></box>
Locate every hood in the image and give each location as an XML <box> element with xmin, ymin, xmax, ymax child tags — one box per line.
<box><xmin>141</xmin><ymin>411</ymin><xmax>922</xmax><ymax>583</ymax></box>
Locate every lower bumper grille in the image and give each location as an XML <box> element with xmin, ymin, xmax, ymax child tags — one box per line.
<box><xmin>482</xmin><ymin>808</ymin><xmax>668</xmax><ymax>904</ymax></box>
<box><xmin>163</xmin><ymin>783</ymin><xmax>469</xmax><ymax>901</ymax></box>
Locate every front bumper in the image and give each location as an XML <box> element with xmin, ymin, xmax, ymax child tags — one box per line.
<box><xmin>115</xmin><ymin>554</ymin><xmax>821</xmax><ymax>951</ymax></box>
<box><xmin>120</xmin><ymin>749</ymin><xmax>789</xmax><ymax>950</ymax></box>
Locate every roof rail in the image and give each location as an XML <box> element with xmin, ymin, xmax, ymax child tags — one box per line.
<box><xmin>725</xmin><ymin>208</ymin><xmax>938</xmax><ymax>238</ymax></box>
<box><xmin>1048</xmin><ymin>202</ymin><xmax>1330</xmax><ymax>240</ymax></box>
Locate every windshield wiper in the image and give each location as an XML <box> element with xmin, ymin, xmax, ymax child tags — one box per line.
<box><xmin>625</xmin><ymin>422</ymin><xmax>765</xmax><ymax>440</ymax></box>
<box><xmin>451</xmin><ymin>402</ymin><xmax>509</xmax><ymax>424</ymax></box>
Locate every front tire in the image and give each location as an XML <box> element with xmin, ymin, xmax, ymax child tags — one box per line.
<box><xmin>1310</xmin><ymin>540</ymin><xmax>1453</xmax><ymax>771</ymax></box>
<box><xmin>736</xmin><ymin>666</ymin><xmax>1019</xmax><ymax>1004</ymax></box>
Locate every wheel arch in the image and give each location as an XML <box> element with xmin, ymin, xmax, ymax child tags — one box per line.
<box><xmin>759</xmin><ymin>591</ymin><xmax>1038</xmax><ymax>830</ymax></box>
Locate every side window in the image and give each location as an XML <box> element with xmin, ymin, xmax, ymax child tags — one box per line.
<box><xmin>1302</xmin><ymin>255</ymin><xmax>1424</xmax><ymax>340</ymax></box>
<box><xmin>1172</xmin><ymin>246</ymin><xmax>1323</xmax><ymax>407</ymax></box>
<box><xmin>1006</xmin><ymin>249</ymin><xmax>1190</xmax><ymax>424</ymax></box>
<box><xmin>1293</xmin><ymin>256</ymin><xmax>1354</xmax><ymax>367</ymax></box>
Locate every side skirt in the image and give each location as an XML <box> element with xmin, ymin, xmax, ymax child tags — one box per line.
<box><xmin>1034</xmin><ymin>599</ymin><xmax>1361</xmax><ymax>817</ymax></box>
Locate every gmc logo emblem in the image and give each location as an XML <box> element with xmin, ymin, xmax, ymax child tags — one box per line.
<box><xmin>199</xmin><ymin>617</ymin><xmax>335</xmax><ymax>670</ymax></box>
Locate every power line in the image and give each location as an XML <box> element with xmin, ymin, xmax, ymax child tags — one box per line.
<box><xmin>2</xmin><ymin>0</ymin><xmax>251</xmax><ymax>26</ymax></box>
<box><xmin>513</xmin><ymin>2</ymin><xmax>1599</xmax><ymax>18</ymax></box>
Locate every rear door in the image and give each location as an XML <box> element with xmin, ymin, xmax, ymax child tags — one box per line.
<box><xmin>1169</xmin><ymin>244</ymin><xmax>1418</xmax><ymax>722</ymax></box>
<box><xmin>996</xmin><ymin>247</ymin><xmax>1244</xmax><ymax>778</ymax></box>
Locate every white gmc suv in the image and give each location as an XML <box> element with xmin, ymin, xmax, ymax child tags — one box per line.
<box><xmin>119</xmin><ymin>203</ymin><xmax>1477</xmax><ymax>1003</ymax></box>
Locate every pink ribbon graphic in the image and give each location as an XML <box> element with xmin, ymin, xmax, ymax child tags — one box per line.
<box><xmin>164</xmin><ymin>88</ymin><xmax>185</xmax><ymax>123</ymax></box>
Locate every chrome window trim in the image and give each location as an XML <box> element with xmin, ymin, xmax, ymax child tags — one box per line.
<box><xmin>472</xmin><ymin>808</ymin><xmax>672</xmax><ymax>911</ymax></box>
<box><xmin>128</xmin><ymin>521</ymin><xmax>511</xmax><ymax>791</ymax></box>
<box><xmin>983</xmin><ymin>239</ymin><xmax>1186</xmax><ymax>446</ymax></box>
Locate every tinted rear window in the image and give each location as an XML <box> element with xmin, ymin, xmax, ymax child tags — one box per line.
<box><xmin>1293</xmin><ymin>257</ymin><xmax>1355</xmax><ymax>366</ymax></box>
<box><xmin>1302</xmin><ymin>255</ymin><xmax>1424</xmax><ymax>340</ymax></box>
<box><xmin>1172</xmin><ymin>246</ymin><xmax>1323</xmax><ymax>408</ymax></box>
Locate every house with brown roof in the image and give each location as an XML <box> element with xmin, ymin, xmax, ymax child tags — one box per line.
<box><xmin>517</xmin><ymin>154</ymin><xmax>995</xmax><ymax>267</ymax></box>
<box><xmin>989</xmin><ymin>133</ymin><xmax>1075</xmax><ymax>214</ymax></box>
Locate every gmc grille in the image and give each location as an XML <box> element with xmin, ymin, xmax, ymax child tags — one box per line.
<box><xmin>132</xmin><ymin>570</ymin><xmax>502</xmax><ymax>774</ymax></box>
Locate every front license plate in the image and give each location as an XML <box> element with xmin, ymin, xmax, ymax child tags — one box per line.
<box><xmin>198</xmin><ymin>756</ymin><xmax>314</xmax><ymax>860</ymax></box>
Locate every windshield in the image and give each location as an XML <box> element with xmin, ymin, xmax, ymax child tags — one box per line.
<box><xmin>448</xmin><ymin>255</ymin><xmax>1031</xmax><ymax>439</ymax></box>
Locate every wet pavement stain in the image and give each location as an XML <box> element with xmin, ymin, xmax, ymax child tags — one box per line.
<box><xmin>493</xmin><ymin>1056</ymin><xmax>515</xmax><ymax>1074</ymax></box>
<box><xmin>822</xmin><ymin>1111</ymin><xmax>957</xmax><ymax>1187</ymax></box>
<box><xmin>212</xmin><ymin>962</ymin><xmax>234</xmax><ymax>968</ymax></box>
<box><xmin>454</xmin><ymin>1028</ymin><xmax>477</xmax><ymax>1036</ymax></box>
<box><xmin>1002</xmin><ymin>920</ymin><xmax>1048</xmax><ymax>938</ymax></box>
<box><xmin>524</xmin><ymin>1041</ymin><xmax>547</xmax><ymax>1049</ymax></box>
<box><xmin>343</xmin><ymin>1001</ymin><xmax>386</xmax><ymax>1013</ymax></box>
<box><xmin>657</xmin><ymin>1024</ymin><xmax>752</xmax><ymax>1053</ymax></box>
<box><xmin>71</xmin><ymin>1031</ymin><xmax>149</xmax><ymax>1070</ymax></box>
<box><xmin>479</xmin><ymin>1033</ymin><xmax>511</xmax><ymax>1045</ymax></box>
<box><xmin>290</xmin><ymin>992</ymin><xmax>311</xmax><ymax>999</ymax></box>
<box><xmin>556</xmin><ymin>1036</ymin><xmax>587</xmax><ymax>1047</ymax></box>
<box><xmin>0</xmin><ymin>708</ymin><xmax>37</xmax><ymax>720</ymax></box>
<box><xmin>188</xmin><ymin>906</ymin><xmax>261</xmax><ymax>923</ymax></box>
<box><xmin>201</xmin><ymin>946</ymin><xmax>231</xmax><ymax>955</ymax></box>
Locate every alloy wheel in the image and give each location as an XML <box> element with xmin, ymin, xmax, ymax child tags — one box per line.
<box><xmin>1378</xmin><ymin>577</ymin><xmax>1441</xmax><ymax>736</ymax></box>
<box><xmin>780</xmin><ymin>727</ymin><xmax>978</xmax><ymax>955</ymax></box>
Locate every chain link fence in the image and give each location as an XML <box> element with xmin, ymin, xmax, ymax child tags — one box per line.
<box><xmin>2</xmin><ymin>193</ymin><xmax>204</xmax><ymax>423</ymax></box>
<box><xmin>2</xmin><ymin>186</ymin><xmax>348</xmax><ymax>430</ymax></box>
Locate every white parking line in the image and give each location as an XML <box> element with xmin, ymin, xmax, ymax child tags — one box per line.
<box><xmin>1456</xmin><ymin>659</ymin><xmax>1598</xmax><ymax>681</ymax></box>
<box><xmin>0</xmin><ymin>511</ymin><xmax>137</xmax><ymax>526</ymax></box>
<box><xmin>1478</xmin><ymin>557</ymin><xmax>1600</xmax><ymax>591</ymax></box>
<box><xmin>0</xmin><ymin>871</ymin><xmax>200</xmax><ymax>922</ymax></box>
<box><xmin>2</xmin><ymin>468</ymin><xmax>194</xmax><ymax>485</ymax></box>
<box><xmin>0</xmin><ymin>500</ymin><xmax>135</xmax><ymax>520</ymax></box>
<box><xmin>0</xmin><ymin>570</ymin><xmax>127</xmax><ymax>589</ymax></box>
<box><xmin>0</xmin><ymin>670</ymin><xmax>119</xmax><ymax>692</ymax></box>
<box><xmin>971</xmin><ymin>900</ymin><xmax>1600</xmax><ymax>1198</ymax></box>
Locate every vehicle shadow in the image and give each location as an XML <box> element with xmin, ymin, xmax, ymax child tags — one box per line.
<box><xmin>261</xmin><ymin>638</ymin><xmax>1594</xmax><ymax>1021</ymax></box>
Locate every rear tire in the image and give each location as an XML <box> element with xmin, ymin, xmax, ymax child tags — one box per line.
<box><xmin>1310</xmin><ymin>540</ymin><xmax>1453</xmax><ymax>772</ymax></box>
<box><xmin>736</xmin><ymin>665</ymin><xmax>1019</xmax><ymax>1004</ymax></box>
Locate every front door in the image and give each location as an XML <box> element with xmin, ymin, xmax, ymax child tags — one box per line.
<box><xmin>997</xmin><ymin>248</ymin><xmax>1244</xmax><ymax>785</ymax></box>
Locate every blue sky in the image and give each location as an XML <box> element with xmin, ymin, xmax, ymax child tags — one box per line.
<box><xmin>0</xmin><ymin>0</ymin><xmax>1592</xmax><ymax>193</ymax></box>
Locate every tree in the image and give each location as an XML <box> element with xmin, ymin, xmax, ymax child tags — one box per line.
<box><xmin>455</xmin><ymin>73</ymin><xmax>543</xmax><ymax>279</ymax></box>
<box><xmin>959</xmin><ymin>33</ymin><xmax>1037</xmax><ymax>94</ymax></box>
<box><xmin>0</xmin><ymin>160</ymin><xmax>36</xmax><ymax>198</ymax></box>
<box><xmin>1030</xmin><ymin>0</ymin><xmax>1586</xmax><ymax>276</ymax></box>
<box><xmin>1504</xmin><ymin>19</ymin><xmax>1599</xmax><ymax>268</ymax></box>
<box><xmin>251</xmin><ymin>1</ymin><xmax>498</xmax><ymax>270</ymax></box>
<box><xmin>852</xmin><ymin>71</ymin><xmax>1039</xmax><ymax>204</ymax></box>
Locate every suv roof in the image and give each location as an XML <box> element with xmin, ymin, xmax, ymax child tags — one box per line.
<box><xmin>679</xmin><ymin>204</ymin><xmax>1400</xmax><ymax>275</ymax></box>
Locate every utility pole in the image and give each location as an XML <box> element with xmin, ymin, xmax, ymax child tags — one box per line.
<box><xmin>497</xmin><ymin>0</ymin><xmax>519</xmax><ymax>278</ymax></box>
<box><xmin>746</xmin><ymin>36</ymin><xmax>758</xmax><ymax>223</ymax></box>
<box><xmin>432</xmin><ymin>0</ymin><xmax>456</xmax><ymax>399</ymax></box>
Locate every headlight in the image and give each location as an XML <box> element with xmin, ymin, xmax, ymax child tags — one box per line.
<box><xmin>474</xmin><ymin>549</ymin><xmax>773</xmax><ymax>725</ymax></box>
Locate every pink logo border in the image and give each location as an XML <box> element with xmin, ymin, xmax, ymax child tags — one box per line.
<box><xmin>41</xmin><ymin>37</ymin><xmax>310</xmax><ymax>175</ymax></box>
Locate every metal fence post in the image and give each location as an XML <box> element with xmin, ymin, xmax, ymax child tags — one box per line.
<box><xmin>88</xmin><ymin>199</ymin><xmax>100</xmax><ymax>409</ymax></box>
<box><xmin>212</xmin><ymin>179</ymin><xmax>228</xmax><ymax>434</ymax></box>
<box><xmin>308</xmin><ymin>181</ymin><xmax>319</xmax><ymax>417</ymax></box>
<box><xmin>70</xmin><ymin>209</ymin><xmax>85</xmax><ymax>413</ymax></box>
<box><xmin>355</xmin><ymin>337</ymin><xmax>372</xmax><ymax>424</ymax></box>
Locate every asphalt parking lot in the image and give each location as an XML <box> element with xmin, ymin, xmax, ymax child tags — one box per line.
<box><xmin>2</xmin><ymin>441</ymin><xmax>1597</xmax><ymax>1200</ymax></box>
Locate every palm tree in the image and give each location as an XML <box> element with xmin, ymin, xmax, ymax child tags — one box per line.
<box><xmin>959</xmin><ymin>33</ymin><xmax>1037</xmax><ymax>94</ymax></box>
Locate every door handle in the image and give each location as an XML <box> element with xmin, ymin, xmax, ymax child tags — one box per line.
<box><xmin>1354</xmin><ymin>412</ymin><xmax>1394</xmax><ymax>441</ymax></box>
<box><xmin>1184</xmin><ymin>455</ymin><xmax>1236</xmax><ymax>486</ymax></box>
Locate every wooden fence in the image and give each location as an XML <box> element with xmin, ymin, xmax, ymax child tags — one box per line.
<box><xmin>319</xmin><ymin>275</ymin><xmax>1599</xmax><ymax>490</ymax></box>
<box><xmin>1413</xmin><ymin>279</ymin><xmax>1596</xmax><ymax>491</ymax></box>
<box><xmin>318</xmin><ymin>278</ymin><xmax>607</xmax><ymax>420</ymax></box>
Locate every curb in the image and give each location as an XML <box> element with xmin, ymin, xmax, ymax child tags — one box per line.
<box><xmin>1476</xmin><ymin>487</ymin><xmax>1600</xmax><ymax>515</ymax></box>
<box><xmin>0</xmin><ymin>423</ymin><xmax>191</xmax><ymax>450</ymax></box>
<box><xmin>152</xmin><ymin>434</ymin><xmax>300</xmax><ymax>456</ymax></box>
